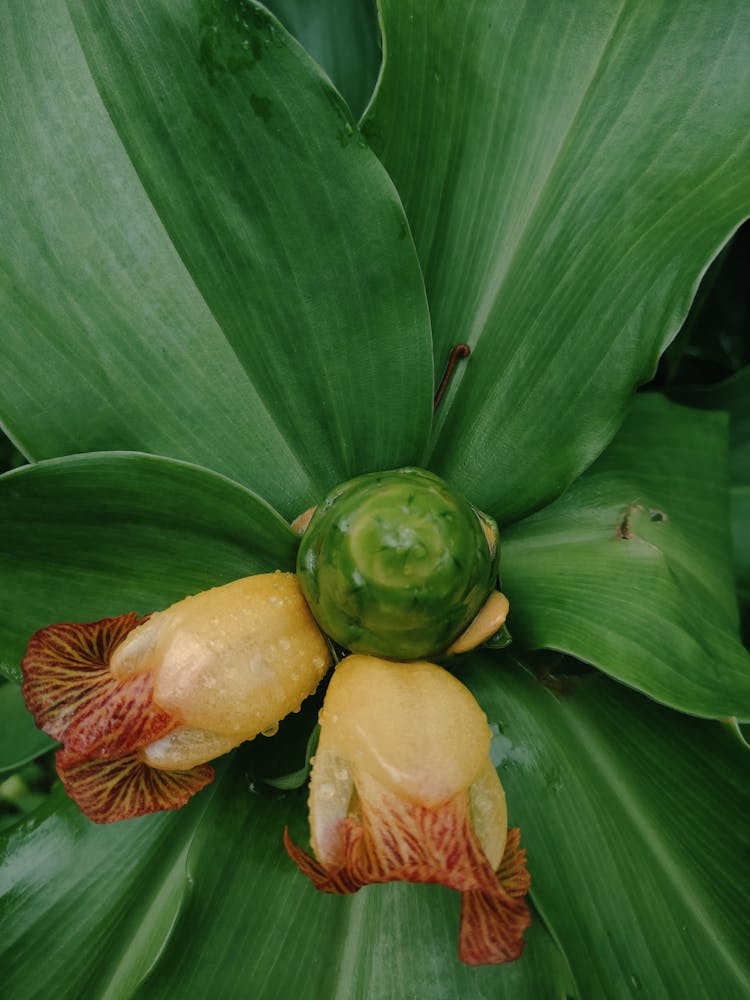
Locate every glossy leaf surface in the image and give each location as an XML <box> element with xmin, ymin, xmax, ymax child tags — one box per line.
<box><xmin>367</xmin><ymin>0</ymin><xmax>750</xmax><ymax>522</ymax></box>
<box><xmin>501</xmin><ymin>394</ymin><xmax>750</xmax><ymax>719</ymax></box>
<box><xmin>0</xmin><ymin>453</ymin><xmax>297</xmax><ymax>667</ymax></box>
<box><xmin>0</xmin><ymin>786</ymin><xmax>205</xmax><ymax>998</ymax></box>
<box><xmin>0</xmin><ymin>0</ymin><xmax>432</xmax><ymax>517</ymax></box>
<box><xmin>0</xmin><ymin>753</ymin><xmax>574</xmax><ymax>1000</ymax></box>
<box><xmin>464</xmin><ymin>654</ymin><xmax>750</xmax><ymax>999</ymax></box>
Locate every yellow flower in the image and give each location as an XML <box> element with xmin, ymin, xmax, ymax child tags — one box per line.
<box><xmin>21</xmin><ymin>572</ymin><xmax>331</xmax><ymax>822</ymax></box>
<box><xmin>285</xmin><ymin>654</ymin><xmax>531</xmax><ymax>965</ymax></box>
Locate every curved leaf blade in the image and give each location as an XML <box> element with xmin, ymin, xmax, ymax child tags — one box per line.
<box><xmin>0</xmin><ymin>750</ymin><xmax>574</xmax><ymax>1000</ymax></box>
<box><xmin>672</xmin><ymin>365</ymin><xmax>750</xmax><ymax>631</ymax></box>
<box><xmin>0</xmin><ymin>685</ymin><xmax>54</xmax><ymax>773</ymax></box>
<box><xmin>464</xmin><ymin>654</ymin><xmax>750</xmax><ymax>998</ymax></box>
<box><xmin>0</xmin><ymin>0</ymin><xmax>432</xmax><ymax>517</ymax></box>
<box><xmin>0</xmin><ymin>452</ymin><xmax>298</xmax><ymax>667</ymax></box>
<box><xmin>264</xmin><ymin>0</ymin><xmax>381</xmax><ymax>119</ymax></box>
<box><xmin>501</xmin><ymin>394</ymin><xmax>750</xmax><ymax>719</ymax></box>
<box><xmin>672</xmin><ymin>365</ymin><xmax>750</xmax><ymax>486</ymax></box>
<box><xmin>0</xmin><ymin>787</ymin><xmax>204</xmax><ymax>999</ymax></box>
<box><xmin>137</xmin><ymin>758</ymin><xmax>574</xmax><ymax>999</ymax></box>
<box><xmin>367</xmin><ymin>0</ymin><xmax>750</xmax><ymax>522</ymax></box>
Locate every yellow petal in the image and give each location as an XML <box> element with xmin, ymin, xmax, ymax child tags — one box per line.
<box><xmin>447</xmin><ymin>591</ymin><xmax>509</xmax><ymax>655</ymax></box>
<box><xmin>139</xmin><ymin>726</ymin><xmax>239</xmax><ymax>771</ymax></box>
<box><xmin>111</xmin><ymin>572</ymin><xmax>331</xmax><ymax>739</ymax></box>
<box><xmin>308</xmin><ymin>746</ymin><xmax>355</xmax><ymax>867</ymax></box>
<box><xmin>469</xmin><ymin>758</ymin><xmax>508</xmax><ymax>870</ymax></box>
<box><xmin>317</xmin><ymin>655</ymin><xmax>490</xmax><ymax>807</ymax></box>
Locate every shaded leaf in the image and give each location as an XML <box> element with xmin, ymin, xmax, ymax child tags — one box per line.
<box><xmin>0</xmin><ymin>453</ymin><xmax>298</xmax><ymax>667</ymax></box>
<box><xmin>671</xmin><ymin>365</ymin><xmax>750</xmax><ymax>635</ymax></box>
<box><xmin>0</xmin><ymin>785</ymin><xmax>205</xmax><ymax>998</ymax></box>
<box><xmin>264</xmin><ymin>0</ymin><xmax>380</xmax><ymax>118</ymax></box>
<box><xmin>657</xmin><ymin>221</ymin><xmax>750</xmax><ymax>388</ymax></box>
<box><xmin>501</xmin><ymin>394</ymin><xmax>749</xmax><ymax>718</ymax></box>
<box><xmin>464</xmin><ymin>653</ymin><xmax>750</xmax><ymax>998</ymax></box>
<box><xmin>367</xmin><ymin>0</ymin><xmax>750</xmax><ymax>523</ymax></box>
<box><xmin>671</xmin><ymin>365</ymin><xmax>750</xmax><ymax>487</ymax></box>
<box><xmin>0</xmin><ymin>685</ymin><xmax>54</xmax><ymax>773</ymax></box>
<box><xmin>0</xmin><ymin>0</ymin><xmax>432</xmax><ymax>517</ymax></box>
<box><xmin>138</xmin><ymin>753</ymin><xmax>575</xmax><ymax>999</ymax></box>
<box><xmin>0</xmin><ymin>749</ymin><xmax>574</xmax><ymax>999</ymax></box>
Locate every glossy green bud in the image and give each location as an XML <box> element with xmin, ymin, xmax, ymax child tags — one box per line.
<box><xmin>296</xmin><ymin>468</ymin><xmax>499</xmax><ymax>659</ymax></box>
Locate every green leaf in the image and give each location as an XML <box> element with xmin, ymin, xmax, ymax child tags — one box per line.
<box><xmin>501</xmin><ymin>394</ymin><xmax>750</xmax><ymax>719</ymax></box>
<box><xmin>0</xmin><ymin>749</ymin><xmax>574</xmax><ymax>999</ymax></box>
<box><xmin>672</xmin><ymin>365</ymin><xmax>750</xmax><ymax>486</ymax></box>
<box><xmin>0</xmin><ymin>452</ymin><xmax>298</xmax><ymax>667</ymax></box>
<box><xmin>733</xmin><ymin>488</ymin><xmax>750</xmax><ymax>612</ymax></box>
<box><xmin>659</xmin><ymin>223</ymin><xmax>750</xmax><ymax>387</ymax></box>
<box><xmin>0</xmin><ymin>785</ymin><xmax>205</xmax><ymax>999</ymax></box>
<box><xmin>464</xmin><ymin>654</ymin><xmax>750</xmax><ymax>998</ymax></box>
<box><xmin>366</xmin><ymin>0</ymin><xmax>750</xmax><ymax>523</ymax></box>
<box><xmin>0</xmin><ymin>0</ymin><xmax>432</xmax><ymax>518</ymax></box>
<box><xmin>0</xmin><ymin>685</ymin><xmax>54</xmax><ymax>773</ymax></box>
<box><xmin>264</xmin><ymin>0</ymin><xmax>381</xmax><ymax>119</ymax></box>
<box><xmin>671</xmin><ymin>365</ymin><xmax>750</xmax><ymax>632</ymax></box>
<box><xmin>139</xmin><ymin>760</ymin><xmax>574</xmax><ymax>999</ymax></box>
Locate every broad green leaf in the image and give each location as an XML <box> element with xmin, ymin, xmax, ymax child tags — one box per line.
<box><xmin>0</xmin><ymin>750</ymin><xmax>574</xmax><ymax>999</ymax></box>
<box><xmin>464</xmin><ymin>654</ymin><xmax>750</xmax><ymax>999</ymax></box>
<box><xmin>0</xmin><ymin>452</ymin><xmax>298</xmax><ymax>667</ymax></box>
<box><xmin>138</xmin><ymin>757</ymin><xmax>573</xmax><ymax>1000</ymax></box>
<box><xmin>672</xmin><ymin>365</ymin><xmax>750</xmax><ymax>629</ymax></box>
<box><xmin>501</xmin><ymin>394</ymin><xmax>750</xmax><ymax>719</ymax></box>
<box><xmin>264</xmin><ymin>0</ymin><xmax>380</xmax><ymax>119</ymax></box>
<box><xmin>672</xmin><ymin>365</ymin><xmax>750</xmax><ymax>486</ymax></box>
<box><xmin>366</xmin><ymin>0</ymin><xmax>750</xmax><ymax>523</ymax></box>
<box><xmin>733</xmin><ymin>487</ymin><xmax>750</xmax><ymax>610</ymax></box>
<box><xmin>660</xmin><ymin>223</ymin><xmax>750</xmax><ymax>387</ymax></box>
<box><xmin>0</xmin><ymin>0</ymin><xmax>432</xmax><ymax>518</ymax></box>
<box><xmin>0</xmin><ymin>685</ymin><xmax>54</xmax><ymax>773</ymax></box>
<box><xmin>0</xmin><ymin>785</ymin><xmax>206</xmax><ymax>999</ymax></box>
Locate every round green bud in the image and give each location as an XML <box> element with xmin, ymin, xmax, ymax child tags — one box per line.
<box><xmin>296</xmin><ymin>468</ymin><xmax>499</xmax><ymax>660</ymax></box>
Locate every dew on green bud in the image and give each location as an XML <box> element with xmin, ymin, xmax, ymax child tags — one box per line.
<box><xmin>296</xmin><ymin>468</ymin><xmax>499</xmax><ymax>659</ymax></box>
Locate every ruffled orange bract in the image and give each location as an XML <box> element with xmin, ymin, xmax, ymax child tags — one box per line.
<box><xmin>285</xmin><ymin>769</ymin><xmax>530</xmax><ymax>965</ymax></box>
<box><xmin>22</xmin><ymin>612</ymin><xmax>211</xmax><ymax>823</ymax></box>
<box><xmin>284</xmin><ymin>656</ymin><xmax>531</xmax><ymax>966</ymax></box>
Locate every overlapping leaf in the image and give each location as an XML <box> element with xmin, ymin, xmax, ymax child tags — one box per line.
<box><xmin>0</xmin><ymin>786</ymin><xmax>204</xmax><ymax>998</ymax></box>
<box><xmin>1</xmin><ymin>2</ymin><xmax>748</xmax><ymax>998</ymax></box>
<box><xmin>464</xmin><ymin>654</ymin><xmax>750</xmax><ymax>998</ymax></box>
<box><xmin>0</xmin><ymin>452</ymin><xmax>297</xmax><ymax>666</ymax></box>
<box><xmin>367</xmin><ymin>0</ymin><xmax>750</xmax><ymax>523</ymax></box>
<box><xmin>0</xmin><ymin>0</ymin><xmax>432</xmax><ymax>518</ymax></box>
<box><xmin>0</xmin><ymin>685</ymin><xmax>54</xmax><ymax>773</ymax></box>
<box><xmin>0</xmin><ymin>754</ymin><xmax>574</xmax><ymax>1000</ymax></box>
<box><xmin>265</xmin><ymin>0</ymin><xmax>380</xmax><ymax>118</ymax></box>
<box><xmin>673</xmin><ymin>365</ymin><xmax>750</xmax><ymax>628</ymax></box>
<box><xmin>501</xmin><ymin>393</ymin><xmax>750</xmax><ymax>718</ymax></box>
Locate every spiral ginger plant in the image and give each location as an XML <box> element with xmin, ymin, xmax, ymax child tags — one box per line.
<box><xmin>1</xmin><ymin>2</ymin><xmax>749</xmax><ymax>998</ymax></box>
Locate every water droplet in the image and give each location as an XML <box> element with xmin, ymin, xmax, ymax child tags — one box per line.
<box><xmin>261</xmin><ymin>722</ymin><xmax>279</xmax><ymax>737</ymax></box>
<box><xmin>629</xmin><ymin>974</ymin><xmax>642</xmax><ymax>991</ymax></box>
